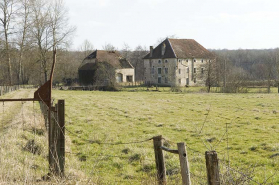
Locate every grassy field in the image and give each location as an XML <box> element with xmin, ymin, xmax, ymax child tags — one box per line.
<box><xmin>50</xmin><ymin>89</ymin><xmax>279</xmax><ymax>184</ymax></box>
<box><xmin>1</xmin><ymin>89</ymin><xmax>279</xmax><ymax>184</ymax></box>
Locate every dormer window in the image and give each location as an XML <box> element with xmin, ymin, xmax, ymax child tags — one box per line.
<box><xmin>158</xmin><ymin>60</ymin><xmax>161</xmax><ymax>64</ymax></box>
<box><xmin>165</xmin><ymin>60</ymin><xmax>168</xmax><ymax>63</ymax></box>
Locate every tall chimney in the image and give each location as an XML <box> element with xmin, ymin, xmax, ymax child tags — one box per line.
<box><xmin>150</xmin><ymin>46</ymin><xmax>153</xmax><ymax>57</ymax></box>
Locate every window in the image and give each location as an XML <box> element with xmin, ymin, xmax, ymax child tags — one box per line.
<box><xmin>194</xmin><ymin>78</ymin><xmax>196</xmax><ymax>83</ymax></box>
<box><xmin>179</xmin><ymin>60</ymin><xmax>181</xmax><ymax>63</ymax></box>
<box><xmin>201</xmin><ymin>68</ymin><xmax>204</xmax><ymax>74</ymax></box>
<box><xmin>179</xmin><ymin>79</ymin><xmax>181</xmax><ymax>84</ymax></box>
<box><xmin>165</xmin><ymin>60</ymin><xmax>168</xmax><ymax>63</ymax></box>
<box><xmin>186</xmin><ymin>59</ymin><xmax>188</xmax><ymax>62</ymax></box>
<box><xmin>151</xmin><ymin>66</ymin><xmax>155</xmax><ymax>74</ymax></box>
<box><xmin>158</xmin><ymin>77</ymin><xmax>162</xmax><ymax>83</ymax></box>
<box><xmin>194</xmin><ymin>59</ymin><xmax>196</xmax><ymax>62</ymax></box>
<box><xmin>201</xmin><ymin>59</ymin><xmax>204</xmax><ymax>63</ymax></box>
<box><xmin>126</xmin><ymin>75</ymin><xmax>133</xmax><ymax>82</ymax></box>
<box><xmin>186</xmin><ymin>67</ymin><xmax>189</xmax><ymax>73</ymax></box>
<box><xmin>158</xmin><ymin>68</ymin><xmax>162</xmax><ymax>75</ymax></box>
<box><xmin>179</xmin><ymin>69</ymin><xmax>181</xmax><ymax>74</ymax></box>
<box><xmin>158</xmin><ymin>60</ymin><xmax>161</xmax><ymax>64</ymax></box>
<box><xmin>194</xmin><ymin>68</ymin><xmax>196</xmax><ymax>73</ymax></box>
<box><xmin>165</xmin><ymin>77</ymin><xmax>168</xmax><ymax>83</ymax></box>
<box><xmin>165</xmin><ymin>68</ymin><xmax>168</xmax><ymax>74</ymax></box>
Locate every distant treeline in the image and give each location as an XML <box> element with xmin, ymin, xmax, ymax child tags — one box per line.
<box><xmin>212</xmin><ymin>49</ymin><xmax>279</xmax><ymax>82</ymax></box>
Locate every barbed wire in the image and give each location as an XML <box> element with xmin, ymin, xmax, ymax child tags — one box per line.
<box><xmin>65</xmin><ymin>127</ymin><xmax>154</xmax><ymax>145</ymax></box>
<box><xmin>189</xmin><ymin>172</ymin><xmax>207</xmax><ymax>185</ymax></box>
<box><xmin>65</xmin><ymin>151</ymin><xmax>154</xmax><ymax>162</ymax></box>
<box><xmin>219</xmin><ymin>159</ymin><xmax>263</xmax><ymax>185</ymax></box>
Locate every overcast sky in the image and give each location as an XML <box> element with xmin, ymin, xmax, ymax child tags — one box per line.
<box><xmin>65</xmin><ymin>0</ymin><xmax>279</xmax><ymax>51</ymax></box>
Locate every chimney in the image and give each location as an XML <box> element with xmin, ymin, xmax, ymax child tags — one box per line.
<box><xmin>150</xmin><ymin>46</ymin><xmax>153</xmax><ymax>57</ymax></box>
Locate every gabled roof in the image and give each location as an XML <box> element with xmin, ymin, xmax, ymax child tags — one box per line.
<box><xmin>143</xmin><ymin>38</ymin><xmax>215</xmax><ymax>59</ymax></box>
<box><xmin>79</xmin><ymin>50</ymin><xmax>133</xmax><ymax>70</ymax></box>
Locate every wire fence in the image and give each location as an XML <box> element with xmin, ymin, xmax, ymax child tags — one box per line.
<box><xmin>1</xmin><ymin>88</ymin><xmax>279</xmax><ymax>184</ymax></box>
<box><xmin>0</xmin><ymin>89</ymin><xmax>49</xmax><ymax>184</ymax></box>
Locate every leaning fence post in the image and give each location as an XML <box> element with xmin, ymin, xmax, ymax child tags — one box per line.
<box><xmin>205</xmin><ymin>151</ymin><xmax>220</xmax><ymax>185</ymax></box>
<box><xmin>153</xmin><ymin>135</ymin><xmax>166</xmax><ymax>185</ymax></box>
<box><xmin>177</xmin><ymin>142</ymin><xmax>191</xmax><ymax>185</ymax></box>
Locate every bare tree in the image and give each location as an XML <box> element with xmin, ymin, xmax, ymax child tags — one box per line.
<box><xmin>121</xmin><ymin>42</ymin><xmax>131</xmax><ymax>59</ymax></box>
<box><xmin>102</xmin><ymin>43</ymin><xmax>116</xmax><ymax>51</ymax></box>
<box><xmin>15</xmin><ymin>0</ymin><xmax>32</xmax><ymax>84</ymax></box>
<box><xmin>30</xmin><ymin>0</ymin><xmax>51</xmax><ymax>83</ymax></box>
<box><xmin>130</xmin><ymin>45</ymin><xmax>148</xmax><ymax>81</ymax></box>
<box><xmin>0</xmin><ymin>0</ymin><xmax>17</xmax><ymax>84</ymax></box>
<box><xmin>30</xmin><ymin>0</ymin><xmax>75</xmax><ymax>83</ymax></box>
<box><xmin>79</xmin><ymin>39</ymin><xmax>94</xmax><ymax>58</ymax></box>
<box><xmin>49</xmin><ymin>0</ymin><xmax>75</xmax><ymax>50</ymax></box>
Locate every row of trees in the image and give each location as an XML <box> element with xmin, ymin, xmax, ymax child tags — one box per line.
<box><xmin>0</xmin><ymin>0</ymin><xmax>75</xmax><ymax>85</ymax></box>
<box><xmin>205</xmin><ymin>49</ymin><xmax>279</xmax><ymax>93</ymax></box>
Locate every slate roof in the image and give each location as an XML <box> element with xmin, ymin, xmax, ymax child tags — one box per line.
<box><xmin>143</xmin><ymin>38</ymin><xmax>215</xmax><ymax>59</ymax></box>
<box><xmin>79</xmin><ymin>50</ymin><xmax>133</xmax><ymax>70</ymax></box>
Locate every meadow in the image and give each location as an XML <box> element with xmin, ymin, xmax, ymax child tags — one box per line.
<box><xmin>1</xmin><ymin>88</ymin><xmax>279</xmax><ymax>184</ymax></box>
<box><xmin>52</xmin><ymin>88</ymin><xmax>279</xmax><ymax>184</ymax></box>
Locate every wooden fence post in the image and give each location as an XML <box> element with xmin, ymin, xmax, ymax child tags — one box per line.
<box><xmin>49</xmin><ymin>100</ymin><xmax>65</xmax><ymax>176</ymax></box>
<box><xmin>49</xmin><ymin>105</ymin><xmax>56</xmax><ymax>173</ymax></box>
<box><xmin>56</xmin><ymin>100</ymin><xmax>65</xmax><ymax>175</ymax></box>
<box><xmin>177</xmin><ymin>142</ymin><xmax>191</xmax><ymax>185</ymax></box>
<box><xmin>153</xmin><ymin>135</ymin><xmax>166</xmax><ymax>185</ymax></box>
<box><xmin>205</xmin><ymin>151</ymin><xmax>220</xmax><ymax>185</ymax></box>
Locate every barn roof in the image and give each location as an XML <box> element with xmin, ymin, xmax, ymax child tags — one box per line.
<box><xmin>79</xmin><ymin>50</ymin><xmax>133</xmax><ymax>70</ymax></box>
<box><xmin>143</xmin><ymin>38</ymin><xmax>215</xmax><ymax>59</ymax></box>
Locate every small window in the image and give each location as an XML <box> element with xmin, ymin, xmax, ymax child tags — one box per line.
<box><xmin>179</xmin><ymin>69</ymin><xmax>181</xmax><ymax>74</ymax></box>
<box><xmin>158</xmin><ymin>77</ymin><xmax>162</xmax><ymax>83</ymax></box>
<box><xmin>158</xmin><ymin>68</ymin><xmax>162</xmax><ymax>75</ymax></box>
<box><xmin>151</xmin><ymin>66</ymin><xmax>155</xmax><ymax>74</ymax></box>
<box><xmin>179</xmin><ymin>60</ymin><xmax>181</xmax><ymax>63</ymax></box>
<box><xmin>158</xmin><ymin>60</ymin><xmax>161</xmax><ymax>64</ymax></box>
<box><xmin>194</xmin><ymin>68</ymin><xmax>196</xmax><ymax>73</ymax></box>
<box><xmin>201</xmin><ymin>59</ymin><xmax>204</xmax><ymax>63</ymax></box>
<box><xmin>186</xmin><ymin>59</ymin><xmax>188</xmax><ymax>62</ymax></box>
<box><xmin>194</xmin><ymin>59</ymin><xmax>196</xmax><ymax>62</ymax></box>
<box><xmin>194</xmin><ymin>78</ymin><xmax>196</xmax><ymax>83</ymax></box>
<box><xmin>187</xmin><ymin>67</ymin><xmax>189</xmax><ymax>73</ymax></box>
<box><xmin>165</xmin><ymin>60</ymin><xmax>168</xmax><ymax>63</ymax></box>
<box><xmin>165</xmin><ymin>68</ymin><xmax>168</xmax><ymax>74</ymax></box>
<box><xmin>179</xmin><ymin>79</ymin><xmax>181</xmax><ymax>84</ymax></box>
<box><xmin>201</xmin><ymin>68</ymin><xmax>204</xmax><ymax>74</ymax></box>
<box><xmin>165</xmin><ymin>77</ymin><xmax>168</xmax><ymax>83</ymax></box>
<box><xmin>126</xmin><ymin>75</ymin><xmax>133</xmax><ymax>82</ymax></box>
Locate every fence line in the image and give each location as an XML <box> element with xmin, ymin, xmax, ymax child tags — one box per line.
<box><xmin>29</xmin><ymin>99</ymin><xmax>273</xmax><ymax>185</ymax></box>
<box><xmin>0</xmin><ymin>85</ymin><xmax>20</xmax><ymax>96</ymax></box>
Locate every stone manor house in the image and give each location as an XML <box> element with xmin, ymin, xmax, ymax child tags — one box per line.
<box><xmin>143</xmin><ymin>38</ymin><xmax>215</xmax><ymax>86</ymax></box>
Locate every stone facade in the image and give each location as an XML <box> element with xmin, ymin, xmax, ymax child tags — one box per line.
<box><xmin>79</xmin><ymin>50</ymin><xmax>135</xmax><ymax>85</ymax></box>
<box><xmin>143</xmin><ymin>39</ymin><xmax>214</xmax><ymax>86</ymax></box>
<box><xmin>115</xmin><ymin>68</ymin><xmax>135</xmax><ymax>83</ymax></box>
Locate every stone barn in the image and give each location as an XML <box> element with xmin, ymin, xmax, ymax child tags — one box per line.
<box><xmin>78</xmin><ymin>50</ymin><xmax>134</xmax><ymax>86</ymax></box>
